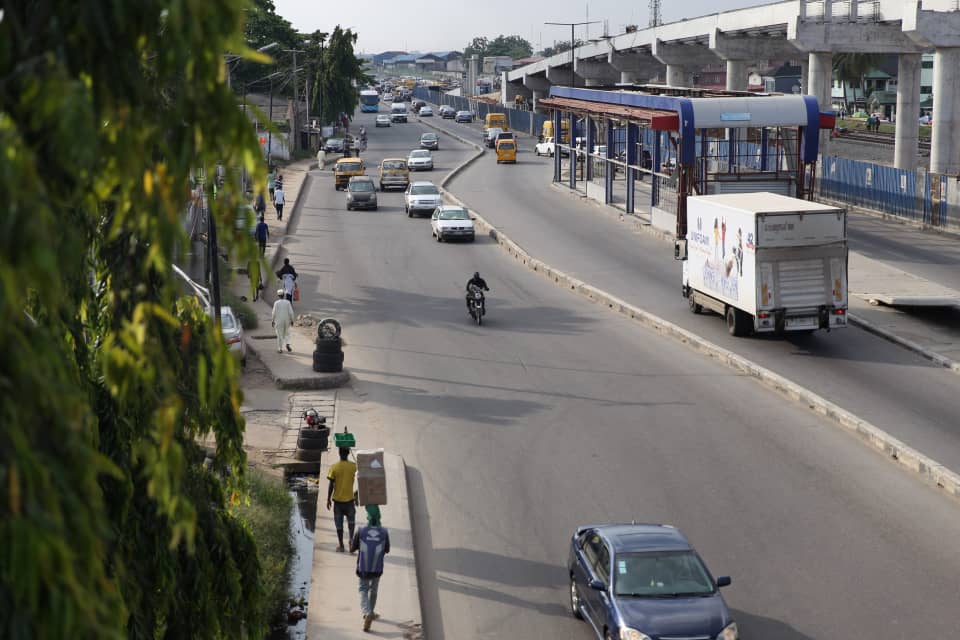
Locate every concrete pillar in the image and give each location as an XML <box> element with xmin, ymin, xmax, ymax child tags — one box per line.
<box><xmin>532</xmin><ymin>89</ymin><xmax>546</xmax><ymax>111</ymax></box>
<box><xmin>800</xmin><ymin>59</ymin><xmax>809</xmax><ymax>95</ymax></box>
<box><xmin>725</xmin><ymin>60</ymin><xmax>748</xmax><ymax>92</ymax></box>
<box><xmin>808</xmin><ymin>52</ymin><xmax>833</xmax><ymax>156</ymax></box>
<box><xmin>930</xmin><ymin>47</ymin><xmax>960</xmax><ymax>175</ymax></box>
<box><xmin>666</xmin><ymin>64</ymin><xmax>686</xmax><ymax>87</ymax></box>
<box><xmin>620</xmin><ymin>71</ymin><xmax>638</xmax><ymax>84</ymax></box>
<box><xmin>895</xmin><ymin>53</ymin><xmax>922</xmax><ymax>170</ymax></box>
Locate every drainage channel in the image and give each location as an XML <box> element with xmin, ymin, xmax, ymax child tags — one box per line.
<box><xmin>270</xmin><ymin>473</ymin><xmax>319</xmax><ymax>640</ymax></box>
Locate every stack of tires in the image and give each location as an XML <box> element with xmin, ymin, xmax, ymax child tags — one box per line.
<box><xmin>313</xmin><ymin>318</ymin><xmax>344</xmax><ymax>373</ymax></box>
<box><xmin>296</xmin><ymin>416</ymin><xmax>329</xmax><ymax>462</ymax></box>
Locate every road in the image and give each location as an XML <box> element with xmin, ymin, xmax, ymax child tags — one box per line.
<box><xmin>284</xmin><ymin>106</ymin><xmax>960</xmax><ymax>639</ymax></box>
<box><xmin>417</xmin><ymin>111</ymin><xmax>960</xmax><ymax>476</ymax></box>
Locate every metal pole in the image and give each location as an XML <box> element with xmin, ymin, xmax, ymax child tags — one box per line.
<box><xmin>267</xmin><ymin>76</ymin><xmax>274</xmax><ymax>163</ymax></box>
<box><xmin>318</xmin><ymin>42</ymin><xmax>324</xmax><ymax>127</ymax></box>
<box><xmin>292</xmin><ymin>50</ymin><xmax>299</xmax><ymax>151</ymax></box>
<box><xmin>208</xmin><ymin>196</ymin><xmax>222</xmax><ymax>327</ymax></box>
<box><xmin>571</xmin><ymin>24</ymin><xmax>575</xmax><ymax>89</ymax></box>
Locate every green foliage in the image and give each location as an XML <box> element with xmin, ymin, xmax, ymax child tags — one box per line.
<box><xmin>0</xmin><ymin>0</ymin><xmax>273</xmax><ymax>637</ymax></box>
<box><xmin>232</xmin><ymin>470</ymin><xmax>295</xmax><ymax>630</ymax></box>
<box><xmin>315</xmin><ymin>26</ymin><xmax>372</xmax><ymax>126</ymax></box>
<box><xmin>541</xmin><ymin>39</ymin><xmax>586</xmax><ymax>57</ymax></box>
<box><xmin>464</xmin><ymin>34</ymin><xmax>534</xmax><ymax>60</ymax></box>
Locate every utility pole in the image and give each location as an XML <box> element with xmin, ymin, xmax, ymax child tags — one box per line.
<box><xmin>285</xmin><ymin>49</ymin><xmax>304</xmax><ymax>152</ymax></box>
<box><xmin>545</xmin><ymin>20</ymin><xmax>599</xmax><ymax>88</ymax></box>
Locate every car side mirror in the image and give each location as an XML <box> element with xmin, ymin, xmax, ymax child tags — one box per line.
<box><xmin>588</xmin><ymin>579</ymin><xmax>605</xmax><ymax>591</ymax></box>
<box><xmin>674</xmin><ymin>238</ymin><xmax>688</xmax><ymax>261</ymax></box>
<box><xmin>716</xmin><ymin>576</ymin><xmax>732</xmax><ymax>588</ymax></box>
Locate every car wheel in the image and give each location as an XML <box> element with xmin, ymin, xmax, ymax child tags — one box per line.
<box><xmin>569</xmin><ymin>576</ymin><xmax>583</xmax><ymax>620</ymax></box>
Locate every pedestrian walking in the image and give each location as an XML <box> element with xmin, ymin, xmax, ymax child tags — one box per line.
<box><xmin>254</xmin><ymin>216</ymin><xmax>269</xmax><ymax>255</ymax></box>
<box><xmin>317</xmin><ymin>147</ymin><xmax>326</xmax><ymax>167</ymax></box>
<box><xmin>351</xmin><ymin>505</ymin><xmax>390</xmax><ymax>632</ymax></box>
<box><xmin>326</xmin><ymin>447</ymin><xmax>358</xmax><ymax>552</ymax></box>
<box><xmin>271</xmin><ymin>289</ymin><xmax>294</xmax><ymax>353</ymax></box>
<box><xmin>255</xmin><ymin>191</ymin><xmax>267</xmax><ymax>217</ymax></box>
<box><xmin>275</xmin><ymin>258</ymin><xmax>297</xmax><ymax>302</ymax></box>
<box><xmin>268</xmin><ymin>167</ymin><xmax>276</xmax><ymax>199</ymax></box>
<box><xmin>273</xmin><ymin>184</ymin><xmax>285</xmax><ymax>220</ymax></box>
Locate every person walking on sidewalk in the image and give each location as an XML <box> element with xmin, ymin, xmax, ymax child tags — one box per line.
<box><xmin>254</xmin><ymin>216</ymin><xmax>269</xmax><ymax>255</ymax></box>
<box><xmin>273</xmin><ymin>183</ymin><xmax>285</xmax><ymax>220</ymax></box>
<box><xmin>275</xmin><ymin>258</ymin><xmax>298</xmax><ymax>302</ymax></box>
<box><xmin>326</xmin><ymin>447</ymin><xmax>357</xmax><ymax>552</ymax></box>
<box><xmin>351</xmin><ymin>505</ymin><xmax>390</xmax><ymax>632</ymax></box>
<box><xmin>271</xmin><ymin>289</ymin><xmax>294</xmax><ymax>353</ymax></box>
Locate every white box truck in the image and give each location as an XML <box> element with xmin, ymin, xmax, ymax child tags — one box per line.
<box><xmin>676</xmin><ymin>192</ymin><xmax>848</xmax><ymax>336</ymax></box>
<box><xmin>390</xmin><ymin>101</ymin><xmax>408</xmax><ymax>123</ymax></box>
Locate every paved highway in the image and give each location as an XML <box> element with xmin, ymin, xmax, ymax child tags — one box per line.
<box><xmin>285</xmin><ymin>106</ymin><xmax>960</xmax><ymax>639</ymax></box>
<box><xmin>420</xmin><ymin>111</ymin><xmax>960</xmax><ymax>475</ymax></box>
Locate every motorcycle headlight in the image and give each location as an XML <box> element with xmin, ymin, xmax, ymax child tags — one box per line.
<box><xmin>619</xmin><ymin>629</ymin><xmax>651</xmax><ymax>640</ymax></box>
<box><xmin>716</xmin><ymin>622</ymin><xmax>738</xmax><ymax>640</ymax></box>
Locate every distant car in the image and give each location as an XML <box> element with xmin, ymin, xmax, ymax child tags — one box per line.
<box><xmin>375</xmin><ymin>114</ymin><xmax>391</xmax><ymax>127</ymax></box>
<box><xmin>494</xmin><ymin>131</ymin><xmax>515</xmax><ymax>144</ymax></box>
<box><xmin>324</xmin><ymin>138</ymin><xmax>345</xmax><ymax>153</ymax></box>
<box><xmin>404</xmin><ymin>181</ymin><xmax>442</xmax><ymax>218</ymax></box>
<box><xmin>484</xmin><ymin>127</ymin><xmax>503</xmax><ymax>148</ymax></box>
<box><xmin>535</xmin><ymin>136</ymin><xmax>556</xmax><ymax>157</ymax></box>
<box><xmin>419</xmin><ymin>106</ymin><xmax>434</xmax><ymax>117</ymax></box>
<box><xmin>439</xmin><ymin>105</ymin><xmax>456</xmax><ymax>118</ymax></box>
<box><xmin>455</xmin><ymin>110</ymin><xmax>473</xmax><ymax>123</ymax></box>
<box><xmin>345</xmin><ymin>176</ymin><xmax>378</xmax><ymax>210</ymax></box>
<box><xmin>431</xmin><ymin>205</ymin><xmax>475</xmax><ymax>242</ymax></box>
<box><xmin>220</xmin><ymin>306</ymin><xmax>246</xmax><ymax>367</ymax></box>
<box><xmin>420</xmin><ymin>132</ymin><xmax>439</xmax><ymax>150</ymax></box>
<box><xmin>407</xmin><ymin>149</ymin><xmax>434</xmax><ymax>171</ymax></box>
<box><xmin>568</xmin><ymin>523</ymin><xmax>737</xmax><ymax>640</ymax></box>
<box><xmin>411</xmin><ymin>99</ymin><xmax>427</xmax><ymax>113</ymax></box>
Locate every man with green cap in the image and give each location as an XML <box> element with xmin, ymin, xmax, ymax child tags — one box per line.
<box><xmin>350</xmin><ymin>504</ymin><xmax>390</xmax><ymax>631</ymax></box>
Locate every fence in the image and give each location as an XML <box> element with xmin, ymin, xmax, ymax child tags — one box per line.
<box><xmin>412</xmin><ymin>87</ymin><xmax>955</xmax><ymax>229</ymax></box>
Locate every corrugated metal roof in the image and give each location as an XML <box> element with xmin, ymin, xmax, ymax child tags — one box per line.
<box><xmin>537</xmin><ymin>96</ymin><xmax>679</xmax><ymax>130</ymax></box>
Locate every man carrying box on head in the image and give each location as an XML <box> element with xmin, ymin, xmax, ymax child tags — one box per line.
<box><xmin>326</xmin><ymin>447</ymin><xmax>357</xmax><ymax>552</ymax></box>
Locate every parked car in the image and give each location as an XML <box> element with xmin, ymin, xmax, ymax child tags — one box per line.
<box><xmin>407</xmin><ymin>149</ymin><xmax>434</xmax><ymax>171</ymax></box>
<box><xmin>375</xmin><ymin>114</ymin><xmax>391</xmax><ymax>127</ymax></box>
<box><xmin>404</xmin><ymin>181</ymin><xmax>442</xmax><ymax>217</ymax></box>
<box><xmin>431</xmin><ymin>205</ymin><xmax>475</xmax><ymax>242</ymax></box>
<box><xmin>439</xmin><ymin>105</ymin><xmax>456</xmax><ymax>118</ymax></box>
<box><xmin>220</xmin><ymin>306</ymin><xmax>246</xmax><ymax>367</ymax></box>
<box><xmin>484</xmin><ymin>127</ymin><xmax>503</xmax><ymax>148</ymax></box>
<box><xmin>420</xmin><ymin>132</ymin><xmax>439</xmax><ymax>150</ymax></box>
<box><xmin>568</xmin><ymin>523</ymin><xmax>737</xmax><ymax>640</ymax></box>
<box><xmin>324</xmin><ymin>137</ymin><xmax>345</xmax><ymax>153</ymax></box>
<box><xmin>419</xmin><ymin>106</ymin><xmax>434</xmax><ymax>117</ymax></box>
<box><xmin>455</xmin><ymin>110</ymin><xmax>473</xmax><ymax>123</ymax></box>
<box><xmin>345</xmin><ymin>176</ymin><xmax>378</xmax><ymax>210</ymax></box>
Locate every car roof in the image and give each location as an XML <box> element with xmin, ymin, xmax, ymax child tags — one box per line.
<box><xmin>336</xmin><ymin>157</ymin><xmax>363</xmax><ymax>163</ymax></box>
<box><xmin>421</xmin><ymin>132</ymin><xmax>437</xmax><ymax>137</ymax></box>
<box><xmin>381</xmin><ymin>157</ymin><xmax>406</xmax><ymax>162</ymax></box>
<box><xmin>410</xmin><ymin>181</ymin><xmax>436</xmax><ymax>188</ymax></box>
<box><xmin>349</xmin><ymin>175</ymin><xmax>374</xmax><ymax>181</ymax></box>
<box><xmin>578</xmin><ymin>524</ymin><xmax>692</xmax><ymax>554</ymax></box>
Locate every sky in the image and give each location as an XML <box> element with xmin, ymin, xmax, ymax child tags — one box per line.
<box><xmin>272</xmin><ymin>0</ymin><xmax>772</xmax><ymax>55</ymax></box>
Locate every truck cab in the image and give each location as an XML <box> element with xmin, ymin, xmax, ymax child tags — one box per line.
<box><xmin>390</xmin><ymin>102</ymin><xmax>408</xmax><ymax>123</ymax></box>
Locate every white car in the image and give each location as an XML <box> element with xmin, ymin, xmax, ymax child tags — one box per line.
<box><xmin>375</xmin><ymin>114</ymin><xmax>391</xmax><ymax>127</ymax></box>
<box><xmin>407</xmin><ymin>149</ymin><xmax>433</xmax><ymax>171</ymax></box>
<box><xmin>404</xmin><ymin>181</ymin><xmax>442</xmax><ymax>218</ymax></box>
<box><xmin>431</xmin><ymin>205</ymin><xmax>475</xmax><ymax>242</ymax></box>
<box><xmin>535</xmin><ymin>136</ymin><xmax>556</xmax><ymax>156</ymax></box>
<box><xmin>419</xmin><ymin>106</ymin><xmax>434</xmax><ymax>117</ymax></box>
<box><xmin>220</xmin><ymin>306</ymin><xmax>246</xmax><ymax>367</ymax></box>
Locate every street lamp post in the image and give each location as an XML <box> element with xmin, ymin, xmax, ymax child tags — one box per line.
<box><xmin>544</xmin><ymin>20</ymin><xmax>599</xmax><ymax>88</ymax></box>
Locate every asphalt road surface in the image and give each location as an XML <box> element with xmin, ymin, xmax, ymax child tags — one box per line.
<box><xmin>287</xmin><ymin>106</ymin><xmax>960</xmax><ymax>639</ymax></box>
<box><xmin>420</xmin><ymin>112</ymin><xmax>960</xmax><ymax>476</ymax></box>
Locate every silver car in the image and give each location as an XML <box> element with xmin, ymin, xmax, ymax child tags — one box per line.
<box><xmin>220</xmin><ymin>306</ymin><xmax>246</xmax><ymax>367</ymax></box>
<box><xmin>346</xmin><ymin>176</ymin><xmax>378</xmax><ymax>210</ymax></box>
<box><xmin>420</xmin><ymin>132</ymin><xmax>439</xmax><ymax>150</ymax></box>
<box><xmin>404</xmin><ymin>181</ymin><xmax>442</xmax><ymax>218</ymax></box>
<box><xmin>407</xmin><ymin>149</ymin><xmax>434</xmax><ymax>171</ymax></box>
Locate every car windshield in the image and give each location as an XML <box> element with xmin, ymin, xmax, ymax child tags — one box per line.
<box><xmin>613</xmin><ymin>551</ymin><xmax>715</xmax><ymax>597</ymax></box>
<box><xmin>337</xmin><ymin>162</ymin><xmax>361</xmax><ymax>172</ymax></box>
<box><xmin>410</xmin><ymin>151</ymin><xmax>429</xmax><ymax>159</ymax></box>
<box><xmin>382</xmin><ymin>160</ymin><xmax>406</xmax><ymax>170</ymax></box>
<box><xmin>421</xmin><ymin>134</ymin><xmax>437</xmax><ymax>141</ymax></box>
<box><xmin>350</xmin><ymin>181</ymin><xmax>374</xmax><ymax>192</ymax></box>
<box><xmin>220</xmin><ymin>313</ymin><xmax>237</xmax><ymax>331</ymax></box>
<box><xmin>411</xmin><ymin>185</ymin><xmax>439</xmax><ymax>195</ymax></box>
<box><xmin>439</xmin><ymin>208</ymin><xmax>468</xmax><ymax>220</ymax></box>
<box><xmin>498</xmin><ymin>143</ymin><xmax>515</xmax><ymax>150</ymax></box>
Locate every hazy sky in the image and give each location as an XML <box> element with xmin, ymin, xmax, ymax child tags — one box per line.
<box><xmin>272</xmin><ymin>0</ymin><xmax>772</xmax><ymax>54</ymax></box>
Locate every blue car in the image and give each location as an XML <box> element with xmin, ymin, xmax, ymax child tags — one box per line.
<box><xmin>568</xmin><ymin>523</ymin><xmax>738</xmax><ymax>640</ymax></box>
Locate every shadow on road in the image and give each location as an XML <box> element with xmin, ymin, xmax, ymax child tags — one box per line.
<box><xmin>732</xmin><ymin>609</ymin><xmax>815</xmax><ymax>639</ymax></box>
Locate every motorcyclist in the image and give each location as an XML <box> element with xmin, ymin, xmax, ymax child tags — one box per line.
<box><xmin>465</xmin><ymin>271</ymin><xmax>489</xmax><ymax>314</ymax></box>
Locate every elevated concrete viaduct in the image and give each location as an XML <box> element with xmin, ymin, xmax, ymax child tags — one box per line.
<box><xmin>504</xmin><ymin>0</ymin><xmax>960</xmax><ymax>175</ymax></box>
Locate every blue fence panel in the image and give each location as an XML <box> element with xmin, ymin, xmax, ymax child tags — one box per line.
<box><xmin>508</xmin><ymin>109</ymin><xmax>531</xmax><ymax>134</ymax></box>
<box><xmin>819</xmin><ymin>156</ymin><xmax>920</xmax><ymax>220</ymax></box>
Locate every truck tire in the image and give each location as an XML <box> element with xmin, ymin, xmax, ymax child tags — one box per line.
<box><xmin>295</xmin><ymin>447</ymin><xmax>323</xmax><ymax>462</ymax></box>
<box><xmin>688</xmin><ymin>291</ymin><xmax>703</xmax><ymax>314</ymax></box>
<box><xmin>297</xmin><ymin>435</ymin><xmax>327</xmax><ymax>450</ymax></box>
<box><xmin>726</xmin><ymin>306</ymin><xmax>750</xmax><ymax>337</ymax></box>
<box><xmin>313</xmin><ymin>352</ymin><xmax>344</xmax><ymax>373</ymax></box>
<box><xmin>299</xmin><ymin>425</ymin><xmax>329</xmax><ymax>440</ymax></box>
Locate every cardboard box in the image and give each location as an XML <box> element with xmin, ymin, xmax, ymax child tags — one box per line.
<box><xmin>356</xmin><ymin>448</ymin><xmax>385</xmax><ymax>473</ymax></box>
<box><xmin>357</xmin><ymin>473</ymin><xmax>387</xmax><ymax>506</ymax></box>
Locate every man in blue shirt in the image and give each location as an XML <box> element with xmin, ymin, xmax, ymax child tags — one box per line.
<box><xmin>350</xmin><ymin>505</ymin><xmax>390</xmax><ymax>632</ymax></box>
<box><xmin>254</xmin><ymin>216</ymin><xmax>269</xmax><ymax>255</ymax></box>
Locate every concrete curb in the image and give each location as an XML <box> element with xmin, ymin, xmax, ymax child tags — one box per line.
<box><xmin>439</xmin><ymin>179</ymin><xmax>960</xmax><ymax>500</ymax></box>
<box><xmin>547</xmin><ymin>181</ymin><xmax>960</xmax><ymax>375</ymax></box>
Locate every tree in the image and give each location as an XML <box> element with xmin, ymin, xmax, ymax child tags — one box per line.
<box><xmin>487</xmin><ymin>35</ymin><xmax>533</xmax><ymax>59</ymax></box>
<box><xmin>833</xmin><ymin>53</ymin><xmax>884</xmax><ymax>111</ymax></box>
<box><xmin>1</xmin><ymin>1</ymin><xmax>270</xmax><ymax>637</ymax></box>
<box><xmin>234</xmin><ymin>0</ymin><xmax>300</xmax><ymax>95</ymax></box>
<box><xmin>314</xmin><ymin>25</ymin><xmax>371</xmax><ymax>126</ymax></box>
<box><xmin>464</xmin><ymin>36</ymin><xmax>490</xmax><ymax>58</ymax></box>
<box><xmin>541</xmin><ymin>39</ymin><xmax>586</xmax><ymax>57</ymax></box>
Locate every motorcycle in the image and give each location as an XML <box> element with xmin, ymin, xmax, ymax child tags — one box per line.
<box><xmin>467</xmin><ymin>285</ymin><xmax>485</xmax><ymax>325</ymax></box>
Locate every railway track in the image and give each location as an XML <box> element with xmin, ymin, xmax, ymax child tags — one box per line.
<box><xmin>837</xmin><ymin>128</ymin><xmax>931</xmax><ymax>150</ymax></box>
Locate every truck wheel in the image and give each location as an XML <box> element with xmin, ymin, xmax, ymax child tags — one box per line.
<box><xmin>726</xmin><ymin>307</ymin><xmax>751</xmax><ymax>337</ymax></box>
<box><xmin>688</xmin><ymin>292</ymin><xmax>703</xmax><ymax>314</ymax></box>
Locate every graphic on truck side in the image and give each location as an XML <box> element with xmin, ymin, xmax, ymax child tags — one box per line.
<box><xmin>691</xmin><ymin>216</ymin><xmax>740</xmax><ymax>302</ymax></box>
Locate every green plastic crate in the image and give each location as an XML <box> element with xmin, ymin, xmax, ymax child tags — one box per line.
<box><xmin>334</xmin><ymin>431</ymin><xmax>356</xmax><ymax>448</ymax></box>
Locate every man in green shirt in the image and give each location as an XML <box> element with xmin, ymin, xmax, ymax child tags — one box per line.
<box><xmin>326</xmin><ymin>447</ymin><xmax>357</xmax><ymax>552</ymax></box>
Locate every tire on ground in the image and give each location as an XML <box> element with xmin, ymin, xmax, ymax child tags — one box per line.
<box><xmin>297</xmin><ymin>435</ymin><xmax>327</xmax><ymax>450</ymax></box>
<box><xmin>317</xmin><ymin>318</ymin><xmax>342</xmax><ymax>340</ymax></box>
<box><xmin>298</xmin><ymin>425</ymin><xmax>329</xmax><ymax>440</ymax></box>
<box><xmin>313</xmin><ymin>351</ymin><xmax>344</xmax><ymax>373</ymax></box>
<box><xmin>295</xmin><ymin>448</ymin><xmax>323</xmax><ymax>461</ymax></box>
